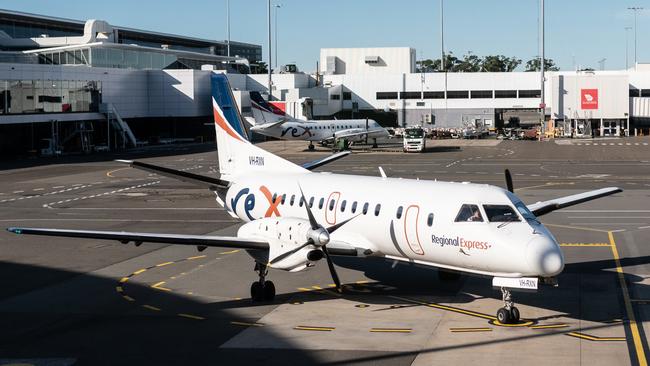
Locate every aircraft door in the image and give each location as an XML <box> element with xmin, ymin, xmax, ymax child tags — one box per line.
<box><xmin>404</xmin><ymin>205</ymin><xmax>424</xmax><ymax>255</ymax></box>
<box><xmin>325</xmin><ymin>192</ymin><xmax>341</xmax><ymax>225</ymax></box>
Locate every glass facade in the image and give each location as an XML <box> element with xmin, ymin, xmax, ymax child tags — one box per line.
<box><xmin>0</xmin><ymin>17</ymin><xmax>83</xmax><ymax>40</ymax></box>
<box><xmin>0</xmin><ymin>79</ymin><xmax>101</xmax><ymax>115</ymax></box>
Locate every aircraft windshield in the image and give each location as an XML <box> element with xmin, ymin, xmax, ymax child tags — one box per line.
<box><xmin>483</xmin><ymin>205</ymin><xmax>520</xmax><ymax>222</ymax></box>
<box><xmin>405</xmin><ymin>129</ymin><xmax>424</xmax><ymax>138</ymax></box>
<box><xmin>506</xmin><ymin>193</ymin><xmax>537</xmax><ymax>222</ymax></box>
<box><xmin>454</xmin><ymin>204</ymin><xmax>484</xmax><ymax>222</ymax></box>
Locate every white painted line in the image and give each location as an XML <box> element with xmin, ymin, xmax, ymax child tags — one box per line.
<box><xmin>72</xmin><ymin>184</ymin><xmax>83</xmax><ymax>187</ymax></box>
<box><xmin>638</xmin><ymin>226</ymin><xmax>650</xmax><ymax>229</ymax></box>
<box><xmin>33</xmin><ymin>188</ymin><xmax>44</xmax><ymax>191</ymax></box>
<box><xmin>12</xmin><ymin>190</ymin><xmax>24</xmax><ymax>194</ymax></box>
<box><xmin>52</xmin><ymin>186</ymin><xmax>64</xmax><ymax>189</ymax></box>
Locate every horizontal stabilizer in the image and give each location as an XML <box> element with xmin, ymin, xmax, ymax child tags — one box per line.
<box><xmin>301</xmin><ymin>151</ymin><xmax>351</xmax><ymax>171</ymax></box>
<box><xmin>117</xmin><ymin>160</ymin><xmax>229</xmax><ymax>188</ymax></box>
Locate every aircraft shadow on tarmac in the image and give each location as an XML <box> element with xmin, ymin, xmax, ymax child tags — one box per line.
<box><xmin>0</xmin><ymin>254</ymin><xmax>645</xmax><ymax>365</ymax></box>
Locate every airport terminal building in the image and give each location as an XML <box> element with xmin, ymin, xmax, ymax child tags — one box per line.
<box><xmin>0</xmin><ymin>9</ymin><xmax>649</xmax><ymax>156</ymax></box>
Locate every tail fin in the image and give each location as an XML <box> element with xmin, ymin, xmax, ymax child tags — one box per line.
<box><xmin>250</xmin><ymin>91</ymin><xmax>287</xmax><ymax>125</ymax></box>
<box><xmin>211</xmin><ymin>73</ymin><xmax>307</xmax><ymax>180</ymax></box>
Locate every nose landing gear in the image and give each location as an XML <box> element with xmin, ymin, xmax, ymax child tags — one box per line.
<box><xmin>251</xmin><ymin>262</ymin><xmax>275</xmax><ymax>302</ymax></box>
<box><xmin>496</xmin><ymin>287</ymin><xmax>520</xmax><ymax>324</ymax></box>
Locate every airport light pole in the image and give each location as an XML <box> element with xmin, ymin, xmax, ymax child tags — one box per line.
<box><xmin>625</xmin><ymin>26</ymin><xmax>632</xmax><ymax>69</ymax></box>
<box><xmin>539</xmin><ymin>0</ymin><xmax>546</xmax><ymax>140</ymax></box>
<box><xmin>440</xmin><ymin>0</ymin><xmax>445</xmax><ymax>71</ymax></box>
<box><xmin>267</xmin><ymin>0</ymin><xmax>272</xmax><ymax>100</ymax></box>
<box><xmin>628</xmin><ymin>7</ymin><xmax>643</xmax><ymax>70</ymax></box>
<box><xmin>274</xmin><ymin>4</ymin><xmax>281</xmax><ymax>70</ymax></box>
<box><xmin>226</xmin><ymin>0</ymin><xmax>231</xmax><ymax>57</ymax></box>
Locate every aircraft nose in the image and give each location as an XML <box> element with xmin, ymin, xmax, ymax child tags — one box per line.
<box><xmin>526</xmin><ymin>236</ymin><xmax>564</xmax><ymax>276</ymax></box>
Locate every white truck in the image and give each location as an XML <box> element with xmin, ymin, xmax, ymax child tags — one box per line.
<box><xmin>403</xmin><ymin>126</ymin><xmax>426</xmax><ymax>153</ymax></box>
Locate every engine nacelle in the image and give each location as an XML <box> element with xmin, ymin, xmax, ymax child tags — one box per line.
<box><xmin>237</xmin><ymin>217</ymin><xmax>323</xmax><ymax>271</ymax></box>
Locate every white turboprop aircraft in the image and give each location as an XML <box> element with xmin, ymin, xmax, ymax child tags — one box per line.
<box><xmin>248</xmin><ymin>91</ymin><xmax>389</xmax><ymax>150</ymax></box>
<box><xmin>7</xmin><ymin>73</ymin><xmax>622</xmax><ymax>325</ymax></box>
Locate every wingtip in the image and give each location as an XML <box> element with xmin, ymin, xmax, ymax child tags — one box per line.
<box><xmin>114</xmin><ymin>159</ymin><xmax>133</xmax><ymax>165</ymax></box>
<box><xmin>6</xmin><ymin>227</ymin><xmax>20</xmax><ymax>234</ymax></box>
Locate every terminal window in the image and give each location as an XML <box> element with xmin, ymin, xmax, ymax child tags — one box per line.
<box><xmin>342</xmin><ymin>92</ymin><xmax>352</xmax><ymax>100</ymax></box>
<box><xmin>495</xmin><ymin>90</ymin><xmax>517</xmax><ymax>98</ymax></box>
<box><xmin>376</xmin><ymin>92</ymin><xmax>398</xmax><ymax>100</ymax></box>
<box><xmin>641</xmin><ymin>89</ymin><xmax>650</xmax><ymax>97</ymax></box>
<box><xmin>471</xmin><ymin>90</ymin><xmax>493</xmax><ymax>99</ymax></box>
<box><xmin>423</xmin><ymin>91</ymin><xmax>444</xmax><ymax>99</ymax></box>
<box><xmin>400</xmin><ymin>92</ymin><xmax>422</xmax><ymax>99</ymax></box>
<box><xmin>518</xmin><ymin>90</ymin><xmax>541</xmax><ymax>98</ymax></box>
<box><xmin>446</xmin><ymin>90</ymin><xmax>469</xmax><ymax>99</ymax></box>
<box><xmin>331</xmin><ymin>94</ymin><xmax>340</xmax><ymax>100</ymax></box>
<box><xmin>630</xmin><ymin>89</ymin><xmax>640</xmax><ymax>97</ymax></box>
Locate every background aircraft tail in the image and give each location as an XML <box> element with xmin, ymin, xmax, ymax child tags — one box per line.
<box><xmin>211</xmin><ymin>73</ymin><xmax>307</xmax><ymax>180</ymax></box>
<box><xmin>250</xmin><ymin>91</ymin><xmax>294</xmax><ymax>124</ymax></box>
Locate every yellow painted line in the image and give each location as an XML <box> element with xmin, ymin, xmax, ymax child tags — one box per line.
<box><xmin>133</xmin><ymin>269</ymin><xmax>147</xmax><ymax>275</ymax></box>
<box><xmin>142</xmin><ymin>304</ymin><xmax>161</xmax><ymax>311</ymax></box>
<box><xmin>609</xmin><ymin>231</ymin><xmax>647</xmax><ymax>364</ymax></box>
<box><xmin>187</xmin><ymin>255</ymin><xmax>206</xmax><ymax>260</ymax></box>
<box><xmin>106</xmin><ymin>167</ymin><xmax>130</xmax><ymax>177</ymax></box>
<box><xmin>230</xmin><ymin>321</ymin><xmax>264</xmax><ymax>327</ymax></box>
<box><xmin>312</xmin><ymin>285</ymin><xmax>323</xmax><ymax>290</ymax></box>
<box><xmin>449</xmin><ymin>327</ymin><xmax>492</xmax><ymax>332</ymax></box>
<box><xmin>297</xmin><ymin>287</ymin><xmax>312</xmax><ymax>292</ymax></box>
<box><xmin>294</xmin><ymin>326</ymin><xmax>335</xmax><ymax>331</ymax></box>
<box><xmin>530</xmin><ymin>324</ymin><xmax>569</xmax><ymax>330</ymax></box>
<box><xmin>119</xmin><ymin>277</ymin><xmax>130</xmax><ymax>283</ymax></box>
<box><xmin>156</xmin><ymin>261</ymin><xmax>174</xmax><ymax>267</ymax></box>
<box><xmin>115</xmin><ymin>286</ymin><xmax>123</xmax><ymax>293</ymax></box>
<box><xmin>328</xmin><ymin>284</ymin><xmax>337</xmax><ymax>288</ymax></box>
<box><xmin>560</xmin><ymin>243</ymin><xmax>611</xmax><ymax>247</ymax></box>
<box><xmin>122</xmin><ymin>295</ymin><xmax>135</xmax><ymax>302</ymax></box>
<box><xmin>151</xmin><ymin>281</ymin><xmax>172</xmax><ymax>292</ymax></box>
<box><xmin>219</xmin><ymin>249</ymin><xmax>240</xmax><ymax>255</ymax></box>
<box><xmin>370</xmin><ymin>328</ymin><xmax>412</xmax><ymax>333</ymax></box>
<box><xmin>178</xmin><ymin>313</ymin><xmax>205</xmax><ymax>320</ymax></box>
<box><xmin>391</xmin><ymin>296</ymin><xmax>496</xmax><ymax>321</ymax></box>
<box><xmin>566</xmin><ymin>332</ymin><xmax>626</xmax><ymax>342</ymax></box>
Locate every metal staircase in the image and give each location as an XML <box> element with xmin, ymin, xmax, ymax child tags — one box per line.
<box><xmin>100</xmin><ymin>103</ymin><xmax>137</xmax><ymax>148</ymax></box>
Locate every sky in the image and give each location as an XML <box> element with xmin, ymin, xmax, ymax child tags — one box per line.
<box><xmin>2</xmin><ymin>0</ymin><xmax>648</xmax><ymax>72</ymax></box>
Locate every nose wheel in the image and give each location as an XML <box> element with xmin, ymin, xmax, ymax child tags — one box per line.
<box><xmin>496</xmin><ymin>287</ymin><xmax>520</xmax><ymax>324</ymax></box>
<box><xmin>251</xmin><ymin>262</ymin><xmax>275</xmax><ymax>302</ymax></box>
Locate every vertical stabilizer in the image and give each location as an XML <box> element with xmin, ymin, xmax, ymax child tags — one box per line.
<box><xmin>211</xmin><ymin>73</ymin><xmax>307</xmax><ymax>180</ymax></box>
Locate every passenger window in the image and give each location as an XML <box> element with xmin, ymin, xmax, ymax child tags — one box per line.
<box><xmin>351</xmin><ymin>201</ymin><xmax>357</xmax><ymax>213</ymax></box>
<box><xmin>483</xmin><ymin>205</ymin><xmax>521</xmax><ymax>222</ymax></box>
<box><xmin>272</xmin><ymin>193</ymin><xmax>278</xmax><ymax>202</ymax></box>
<box><xmin>396</xmin><ymin>206</ymin><xmax>403</xmax><ymax>219</ymax></box>
<box><xmin>454</xmin><ymin>204</ymin><xmax>483</xmax><ymax>222</ymax></box>
<box><xmin>427</xmin><ymin>213</ymin><xmax>434</xmax><ymax>226</ymax></box>
<box><xmin>341</xmin><ymin>200</ymin><xmax>347</xmax><ymax>212</ymax></box>
<box><xmin>281</xmin><ymin>194</ymin><xmax>286</xmax><ymax>204</ymax></box>
<box><xmin>374</xmin><ymin>204</ymin><xmax>381</xmax><ymax>216</ymax></box>
<box><xmin>309</xmin><ymin>197</ymin><xmax>314</xmax><ymax>208</ymax></box>
<box><xmin>290</xmin><ymin>195</ymin><xmax>295</xmax><ymax>206</ymax></box>
<box><xmin>319</xmin><ymin>197</ymin><xmax>324</xmax><ymax>209</ymax></box>
<box><xmin>329</xmin><ymin>199</ymin><xmax>335</xmax><ymax>211</ymax></box>
<box><xmin>362</xmin><ymin>202</ymin><xmax>369</xmax><ymax>215</ymax></box>
<box><xmin>299</xmin><ymin>196</ymin><xmax>304</xmax><ymax>207</ymax></box>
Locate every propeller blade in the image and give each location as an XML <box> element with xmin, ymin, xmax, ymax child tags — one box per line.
<box><xmin>298</xmin><ymin>184</ymin><xmax>319</xmax><ymax>230</ymax></box>
<box><xmin>325</xmin><ymin>214</ymin><xmax>360</xmax><ymax>234</ymax></box>
<box><xmin>504</xmin><ymin>169</ymin><xmax>514</xmax><ymax>193</ymax></box>
<box><xmin>322</xmin><ymin>246</ymin><xmax>342</xmax><ymax>291</ymax></box>
<box><xmin>270</xmin><ymin>241</ymin><xmax>312</xmax><ymax>265</ymax></box>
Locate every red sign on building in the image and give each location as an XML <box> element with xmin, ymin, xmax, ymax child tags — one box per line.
<box><xmin>581</xmin><ymin>89</ymin><xmax>598</xmax><ymax>110</ymax></box>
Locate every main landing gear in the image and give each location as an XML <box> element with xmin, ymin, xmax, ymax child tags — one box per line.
<box><xmin>308</xmin><ymin>142</ymin><xmax>315</xmax><ymax>151</ymax></box>
<box><xmin>372</xmin><ymin>138</ymin><xmax>378</xmax><ymax>148</ymax></box>
<box><xmin>496</xmin><ymin>287</ymin><xmax>520</xmax><ymax>324</ymax></box>
<box><xmin>251</xmin><ymin>262</ymin><xmax>275</xmax><ymax>302</ymax></box>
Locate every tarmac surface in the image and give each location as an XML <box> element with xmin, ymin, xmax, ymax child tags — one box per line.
<box><xmin>0</xmin><ymin>137</ymin><xmax>649</xmax><ymax>365</ymax></box>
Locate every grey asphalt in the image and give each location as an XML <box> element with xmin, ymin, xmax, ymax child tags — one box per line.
<box><xmin>0</xmin><ymin>137</ymin><xmax>648</xmax><ymax>365</ymax></box>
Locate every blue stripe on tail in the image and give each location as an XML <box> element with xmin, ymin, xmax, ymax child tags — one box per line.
<box><xmin>211</xmin><ymin>73</ymin><xmax>248</xmax><ymax>140</ymax></box>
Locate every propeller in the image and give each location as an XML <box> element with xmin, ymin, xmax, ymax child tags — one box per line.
<box><xmin>504</xmin><ymin>169</ymin><xmax>514</xmax><ymax>193</ymax></box>
<box><xmin>269</xmin><ymin>184</ymin><xmax>358</xmax><ymax>291</ymax></box>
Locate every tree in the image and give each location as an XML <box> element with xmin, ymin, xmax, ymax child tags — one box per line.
<box><xmin>481</xmin><ymin>55</ymin><xmax>521</xmax><ymax>72</ymax></box>
<box><xmin>525</xmin><ymin>58</ymin><xmax>559</xmax><ymax>72</ymax></box>
<box><xmin>416</xmin><ymin>59</ymin><xmax>439</xmax><ymax>73</ymax></box>
<box><xmin>453</xmin><ymin>53</ymin><xmax>481</xmax><ymax>72</ymax></box>
<box><xmin>251</xmin><ymin>61</ymin><xmax>268</xmax><ymax>74</ymax></box>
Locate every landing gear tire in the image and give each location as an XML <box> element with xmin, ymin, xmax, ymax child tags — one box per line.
<box><xmin>264</xmin><ymin>280</ymin><xmax>276</xmax><ymax>300</ymax></box>
<box><xmin>509</xmin><ymin>306</ymin><xmax>520</xmax><ymax>323</ymax></box>
<box><xmin>372</xmin><ymin>138</ymin><xmax>378</xmax><ymax>148</ymax></box>
<box><xmin>250</xmin><ymin>281</ymin><xmax>264</xmax><ymax>302</ymax></box>
<box><xmin>308</xmin><ymin>143</ymin><xmax>315</xmax><ymax>151</ymax></box>
<box><xmin>497</xmin><ymin>308</ymin><xmax>511</xmax><ymax>324</ymax></box>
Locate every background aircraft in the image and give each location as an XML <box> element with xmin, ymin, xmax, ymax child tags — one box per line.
<box><xmin>8</xmin><ymin>72</ymin><xmax>622</xmax><ymax>325</ymax></box>
<box><xmin>248</xmin><ymin>91</ymin><xmax>389</xmax><ymax>150</ymax></box>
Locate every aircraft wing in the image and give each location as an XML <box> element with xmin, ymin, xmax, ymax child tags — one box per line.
<box><xmin>326</xmin><ymin>130</ymin><xmax>369</xmax><ymax>141</ymax></box>
<box><xmin>301</xmin><ymin>151</ymin><xmax>351</xmax><ymax>171</ymax></box>
<box><xmin>527</xmin><ymin>187</ymin><xmax>622</xmax><ymax>217</ymax></box>
<box><xmin>6</xmin><ymin>227</ymin><xmax>269</xmax><ymax>250</ymax></box>
<box><xmin>250</xmin><ymin>118</ymin><xmax>288</xmax><ymax>130</ymax></box>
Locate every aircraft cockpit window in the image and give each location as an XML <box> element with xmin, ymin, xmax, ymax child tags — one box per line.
<box><xmin>454</xmin><ymin>204</ymin><xmax>483</xmax><ymax>222</ymax></box>
<box><xmin>483</xmin><ymin>205</ymin><xmax>520</xmax><ymax>222</ymax></box>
